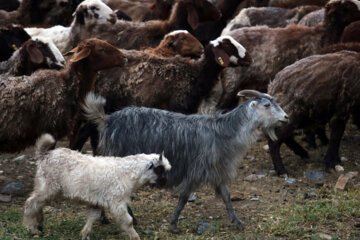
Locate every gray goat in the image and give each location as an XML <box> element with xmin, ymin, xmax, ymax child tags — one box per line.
<box><xmin>83</xmin><ymin>90</ymin><xmax>289</xmax><ymax>233</ymax></box>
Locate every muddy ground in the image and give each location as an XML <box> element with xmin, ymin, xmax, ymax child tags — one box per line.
<box><xmin>0</xmin><ymin>123</ymin><xmax>359</xmax><ymax>239</ymax></box>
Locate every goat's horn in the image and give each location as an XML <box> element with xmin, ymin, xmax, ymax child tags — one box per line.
<box><xmin>237</xmin><ymin>89</ymin><xmax>263</xmax><ymax>98</ymax></box>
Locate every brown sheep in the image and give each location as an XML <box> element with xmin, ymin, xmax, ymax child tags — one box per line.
<box><xmin>267</xmin><ymin>45</ymin><xmax>360</xmax><ymax>176</ymax></box>
<box><xmin>0</xmin><ymin>38</ymin><xmax>127</xmax><ymax>153</ymax></box>
<box><xmin>341</xmin><ymin>20</ymin><xmax>360</xmax><ymax>43</ymax></box>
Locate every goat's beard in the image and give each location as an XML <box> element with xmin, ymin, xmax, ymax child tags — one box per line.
<box><xmin>263</xmin><ymin>127</ymin><xmax>278</xmax><ymax>141</ymax></box>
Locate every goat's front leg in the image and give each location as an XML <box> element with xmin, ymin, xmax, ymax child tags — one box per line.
<box><xmin>268</xmin><ymin>139</ymin><xmax>288</xmax><ymax>177</ymax></box>
<box><xmin>169</xmin><ymin>191</ymin><xmax>191</xmax><ymax>233</ymax></box>
<box><xmin>215</xmin><ymin>184</ymin><xmax>245</xmax><ymax>230</ymax></box>
<box><xmin>81</xmin><ymin>208</ymin><xmax>101</xmax><ymax>240</ymax></box>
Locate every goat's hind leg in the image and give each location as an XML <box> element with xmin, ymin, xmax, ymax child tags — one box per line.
<box><xmin>81</xmin><ymin>207</ymin><xmax>102</xmax><ymax>240</ymax></box>
<box><xmin>169</xmin><ymin>189</ymin><xmax>192</xmax><ymax>233</ymax></box>
<box><xmin>110</xmin><ymin>204</ymin><xmax>140</xmax><ymax>240</ymax></box>
<box><xmin>215</xmin><ymin>183</ymin><xmax>245</xmax><ymax>230</ymax></box>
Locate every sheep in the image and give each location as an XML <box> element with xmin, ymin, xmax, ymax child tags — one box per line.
<box><xmin>71</xmin><ymin>35</ymin><xmax>252</xmax><ymax>154</ymax></box>
<box><xmin>0</xmin><ymin>25</ymin><xmax>31</xmax><ymax>61</ymax></box>
<box><xmin>82</xmin><ymin>90</ymin><xmax>289</xmax><ymax>233</ymax></box>
<box><xmin>143</xmin><ymin>30</ymin><xmax>204</xmax><ymax>58</ymax></box>
<box><xmin>0</xmin><ymin>0</ymin><xmax>33</xmax><ymax>26</ymax></box>
<box><xmin>297</xmin><ymin>8</ymin><xmax>325</xmax><ymax>27</ymax></box>
<box><xmin>24</xmin><ymin>133</ymin><xmax>171</xmax><ymax>240</ymax></box>
<box><xmin>25</xmin><ymin>0</ymin><xmax>117</xmax><ymax>54</ymax></box>
<box><xmin>0</xmin><ymin>39</ymin><xmax>65</xmax><ymax>76</ymax></box>
<box><xmin>0</xmin><ymin>38</ymin><xmax>127</xmax><ymax>153</ymax></box>
<box><xmin>72</xmin><ymin>0</ymin><xmax>221</xmax><ymax>51</ymax></box>
<box><xmin>216</xmin><ymin>0</ymin><xmax>360</xmax><ymax>110</ymax></box>
<box><xmin>341</xmin><ymin>20</ymin><xmax>360</xmax><ymax>43</ymax></box>
<box><xmin>269</xmin><ymin>0</ymin><xmax>329</xmax><ymax>8</ymax></box>
<box><xmin>267</xmin><ymin>46</ymin><xmax>360</xmax><ymax>176</ymax></box>
<box><xmin>221</xmin><ymin>5</ymin><xmax>321</xmax><ymax>35</ymax></box>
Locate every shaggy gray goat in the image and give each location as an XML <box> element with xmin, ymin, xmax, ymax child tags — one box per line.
<box><xmin>83</xmin><ymin>90</ymin><xmax>289</xmax><ymax>233</ymax></box>
<box><xmin>24</xmin><ymin>134</ymin><xmax>171</xmax><ymax>240</ymax></box>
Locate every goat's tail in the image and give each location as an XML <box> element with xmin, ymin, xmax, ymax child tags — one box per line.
<box><xmin>82</xmin><ymin>92</ymin><xmax>108</xmax><ymax>133</ymax></box>
<box><xmin>35</xmin><ymin>134</ymin><xmax>56</xmax><ymax>155</ymax></box>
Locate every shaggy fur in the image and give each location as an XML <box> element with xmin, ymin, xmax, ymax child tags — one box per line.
<box><xmin>0</xmin><ymin>39</ymin><xmax>65</xmax><ymax>76</ymax></box>
<box><xmin>70</xmin><ymin>0</ymin><xmax>221</xmax><ymax>50</ymax></box>
<box><xmin>267</xmin><ymin>50</ymin><xmax>360</xmax><ymax>175</ymax></box>
<box><xmin>0</xmin><ymin>38</ymin><xmax>126</xmax><ymax>153</ymax></box>
<box><xmin>24</xmin><ymin>133</ymin><xmax>171</xmax><ymax>240</ymax></box>
<box><xmin>341</xmin><ymin>20</ymin><xmax>360</xmax><ymax>43</ymax></box>
<box><xmin>216</xmin><ymin>0</ymin><xmax>360</xmax><ymax>110</ymax></box>
<box><xmin>222</xmin><ymin>5</ymin><xmax>321</xmax><ymax>35</ymax></box>
<box><xmin>82</xmin><ymin>90</ymin><xmax>288</xmax><ymax>232</ymax></box>
<box><xmin>298</xmin><ymin>8</ymin><xmax>325</xmax><ymax>27</ymax></box>
<box><xmin>269</xmin><ymin>0</ymin><xmax>328</xmax><ymax>8</ymax></box>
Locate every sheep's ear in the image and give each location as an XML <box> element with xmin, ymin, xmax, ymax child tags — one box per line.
<box><xmin>212</xmin><ymin>47</ymin><xmax>230</xmax><ymax>67</ymax></box>
<box><xmin>64</xmin><ymin>46</ymin><xmax>78</xmax><ymax>56</ymax></box>
<box><xmin>26</xmin><ymin>42</ymin><xmax>43</xmax><ymax>64</ymax></box>
<box><xmin>70</xmin><ymin>47</ymin><xmax>91</xmax><ymax>62</ymax></box>
<box><xmin>186</xmin><ymin>4</ymin><xmax>199</xmax><ymax>30</ymax></box>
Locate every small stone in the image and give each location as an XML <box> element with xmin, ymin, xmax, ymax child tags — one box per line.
<box><xmin>256</xmin><ymin>173</ymin><xmax>266</xmax><ymax>179</ymax></box>
<box><xmin>269</xmin><ymin>170</ymin><xmax>276</xmax><ymax>176</ymax></box>
<box><xmin>197</xmin><ymin>222</ymin><xmax>211</xmax><ymax>235</ymax></box>
<box><xmin>341</xmin><ymin>156</ymin><xmax>348</xmax><ymax>162</ymax></box>
<box><xmin>285</xmin><ymin>178</ymin><xmax>296</xmax><ymax>184</ymax></box>
<box><xmin>244</xmin><ymin>174</ymin><xmax>258</xmax><ymax>182</ymax></box>
<box><xmin>0</xmin><ymin>170</ymin><xmax>3</xmax><ymax>174</ymax></box>
<box><xmin>161</xmin><ymin>219</ymin><xmax>167</xmax><ymax>223</ymax></box>
<box><xmin>142</xmin><ymin>230</ymin><xmax>152</xmax><ymax>235</ymax></box>
<box><xmin>0</xmin><ymin>176</ymin><xmax>6</xmax><ymax>181</ymax></box>
<box><xmin>13</xmin><ymin>155</ymin><xmax>25</xmax><ymax>162</ymax></box>
<box><xmin>208</xmin><ymin>216</ymin><xmax>213</xmax><ymax>220</ymax></box>
<box><xmin>334</xmin><ymin>176</ymin><xmax>349</xmax><ymax>190</ymax></box>
<box><xmin>344</xmin><ymin>171</ymin><xmax>358</xmax><ymax>179</ymax></box>
<box><xmin>178</xmin><ymin>216</ymin><xmax>185</xmax><ymax>220</ymax></box>
<box><xmin>1</xmin><ymin>182</ymin><xmax>26</xmax><ymax>196</ymax></box>
<box><xmin>17</xmin><ymin>176</ymin><xmax>24</xmax><ymax>180</ymax></box>
<box><xmin>0</xmin><ymin>194</ymin><xmax>11</xmax><ymax>202</ymax></box>
<box><xmin>188</xmin><ymin>193</ymin><xmax>196</xmax><ymax>202</ymax></box>
<box><xmin>335</xmin><ymin>165</ymin><xmax>344</xmax><ymax>172</ymax></box>
<box><xmin>250</xmin><ymin>197</ymin><xmax>259</xmax><ymax>201</ymax></box>
<box><xmin>318</xmin><ymin>233</ymin><xmax>332</xmax><ymax>240</ymax></box>
<box><xmin>263</xmin><ymin>144</ymin><xmax>269</xmax><ymax>151</ymax></box>
<box><xmin>304</xmin><ymin>170</ymin><xmax>325</xmax><ymax>180</ymax></box>
<box><xmin>245</xmin><ymin>155</ymin><xmax>255</xmax><ymax>160</ymax></box>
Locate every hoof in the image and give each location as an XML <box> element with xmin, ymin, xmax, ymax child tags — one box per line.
<box><xmin>279</xmin><ymin>173</ymin><xmax>288</xmax><ymax>179</ymax></box>
<box><xmin>232</xmin><ymin>220</ymin><xmax>245</xmax><ymax>231</ymax></box>
<box><xmin>100</xmin><ymin>215</ymin><xmax>110</xmax><ymax>225</ymax></box>
<box><xmin>168</xmin><ymin>224</ymin><xmax>180</xmax><ymax>234</ymax></box>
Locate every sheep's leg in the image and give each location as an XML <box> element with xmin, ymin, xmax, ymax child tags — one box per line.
<box><xmin>215</xmin><ymin>184</ymin><xmax>245</xmax><ymax>230</ymax></box>
<box><xmin>324</xmin><ymin>120</ymin><xmax>346</xmax><ymax>171</ymax></box>
<box><xmin>169</xmin><ymin>191</ymin><xmax>191</xmax><ymax>233</ymax></box>
<box><xmin>316</xmin><ymin>128</ymin><xmax>329</xmax><ymax>146</ymax></box>
<box><xmin>71</xmin><ymin>122</ymin><xmax>93</xmax><ymax>152</ymax></box>
<box><xmin>302</xmin><ymin>130</ymin><xmax>317</xmax><ymax>149</ymax></box>
<box><xmin>268</xmin><ymin>139</ymin><xmax>288</xmax><ymax>177</ymax></box>
<box><xmin>110</xmin><ymin>204</ymin><xmax>140</xmax><ymax>240</ymax></box>
<box><xmin>284</xmin><ymin>137</ymin><xmax>309</xmax><ymax>159</ymax></box>
<box><xmin>81</xmin><ymin>208</ymin><xmax>101</xmax><ymax>240</ymax></box>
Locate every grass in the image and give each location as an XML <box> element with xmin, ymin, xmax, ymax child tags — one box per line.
<box><xmin>0</xmin><ymin>186</ymin><xmax>359</xmax><ymax>240</ymax></box>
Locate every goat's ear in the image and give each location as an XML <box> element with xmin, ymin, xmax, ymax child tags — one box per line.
<box><xmin>64</xmin><ymin>46</ymin><xmax>78</xmax><ymax>56</ymax></box>
<box><xmin>249</xmin><ymin>101</ymin><xmax>257</xmax><ymax>108</ymax></box>
<box><xmin>70</xmin><ymin>47</ymin><xmax>91</xmax><ymax>62</ymax></box>
<box><xmin>148</xmin><ymin>162</ymin><xmax>154</xmax><ymax>169</ymax></box>
<box><xmin>26</xmin><ymin>42</ymin><xmax>43</xmax><ymax>64</ymax></box>
<box><xmin>212</xmin><ymin>46</ymin><xmax>230</xmax><ymax>67</ymax></box>
<box><xmin>186</xmin><ymin>4</ymin><xmax>199</xmax><ymax>30</ymax></box>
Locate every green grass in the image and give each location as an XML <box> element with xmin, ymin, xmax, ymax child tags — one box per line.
<box><xmin>1</xmin><ymin>187</ymin><xmax>359</xmax><ymax>240</ymax></box>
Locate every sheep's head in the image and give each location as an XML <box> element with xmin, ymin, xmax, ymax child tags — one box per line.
<box><xmin>326</xmin><ymin>0</ymin><xmax>360</xmax><ymax>27</ymax></box>
<box><xmin>0</xmin><ymin>25</ymin><xmax>31</xmax><ymax>61</ymax></box>
<box><xmin>20</xmin><ymin>40</ymin><xmax>65</xmax><ymax>74</ymax></box>
<box><xmin>237</xmin><ymin>90</ymin><xmax>289</xmax><ymax>141</ymax></box>
<box><xmin>65</xmin><ymin>38</ymin><xmax>127</xmax><ymax>71</ymax></box>
<box><xmin>179</xmin><ymin>0</ymin><xmax>221</xmax><ymax>30</ymax></box>
<box><xmin>144</xmin><ymin>153</ymin><xmax>171</xmax><ymax>187</ymax></box>
<box><xmin>209</xmin><ymin>36</ymin><xmax>252</xmax><ymax>67</ymax></box>
<box><xmin>162</xmin><ymin>30</ymin><xmax>204</xmax><ymax>58</ymax></box>
<box><xmin>150</xmin><ymin>0</ymin><xmax>173</xmax><ymax>20</ymax></box>
<box><xmin>73</xmin><ymin>0</ymin><xmax>117</xmax><ymax>26</ymax></box>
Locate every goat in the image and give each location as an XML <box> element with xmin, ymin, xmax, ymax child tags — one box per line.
<box><xmin>71</xmin><ymin>35</ymin><xmax>251</xmax><ymax>154</ymax></box>
<box><xmin>72</xmin><ymin>0</ymin><xmax>221</xmax><ymax>50</ymax></box>
<box><xmin>0</xmin><ymin>25</ymin><xmax>31</xmax><ymax>61</ymax></box>
<box><xmin>24</xmin><ymin>133</ymin><xmax>171</xmax><ymax>240</ymax></box>
<box><xmin>83</xmin><ymin>90</ymin><xmax>289</xmax><ymax>233</ymax></box>
<box><xmin>0</xmin><ymin>38</ymin><xmax>127</xmax><ymax>153</ymax></box>
<box><xmin>221</xmin><ymin>5</ymin><xmax>321</xmax><ymax>35</ymax></box>
<box><xmin>267</xmin><ymin>46</ymin><xmax>360</xmax><ymax>176</ymax></box>
<box><xmin>216</xmin><ymin>0</ymin><xmax>360</xmax><ymax>110</ymax></box>
<box><xmin>0</xmin><ymin>39</ymin><xmax>65</xmax><ymax>76</ymax></box>
<box><xmin>25</xmin><ymin>0</ymin><xmax>117</xmax><ymax>54</ymax></box>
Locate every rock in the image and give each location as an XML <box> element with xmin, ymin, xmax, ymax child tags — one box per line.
<box><xmin>256</xmin><ymin>173</ymin><xmax>266</xmax><ymax>179</ymax></box>
<box><xmin>142</xmin><ymin>230</ymin><xmax>152</xmax><ymax>235</ymax></box>
<box><xmin>250</xmin><ymin>197</ymin><xmax>259</xmax><ymax>201</ymax></box>
<box><xmin>304</xmin><ymin>170</ymin><xmax>325</xmax><ymax>180</ymax></box>
<box><xmin>344</xmin><ymin>171</ymin><xmax>358</xmax><ymax>179</ymax></box>
<box><xmin>0</xmin><ymin>194</ymin><xmax>11</xmax><ymax>202</ymax></box>
<box><xmin>334</xmin><ymin>176</ymin><xmax>349</xmax><ymax>191</ymax></box>
<box><xmin>285</xmin><ymin>178</ymin><xmax>296</xmax><ymax>184</ymax></box>
<box><xmin>268</xmin><ymin>170</ymin><xmax>276</xmax><ymax>176</ymax></box>
<box><xmin>318</xmin><ymin>233</ymin><xmax>332</xmax><ymax>240</ymax></box>
<box><xmin>161</xmin><ymin>219</ymin><xmax>167</xmax><ymax>223</ymax></box>
<box><xmin>263</xmin><ymin>144</ymin><xmax>269</xmax><ymax>151</ymax></box>
<box><xmin>1</xmin><ymin>182</ymin><xmax>25</xmax><ymax>196</ymax></box>
<box><xmin>341</xmin><ymin>156</ymin><xmax>348</xmax><ymax>162</ymax></box>
<box><xmin>208</xmin><ymin>216</ymin><xmax>213</xmax><ymax>220</ymax></box>
<box><xmin>13</xmin><ymin>155</ymin><xmax>25</xmax><ymax>162</ymax></box>
<box><xmin>0</xmin><ymin>170</ymin><xmax>3</xmax><ymax>174</ymax></box>
<box><xmin>335</xmin><ymin>165</ymin><xmax>344</xmax><ymax>172</ymax></box>
<box><xmin>188</xmin><ymin>193</ymin><xmax>196</xmax><ymax>202</ymax></box>
<box><xmin>197</xmin><ymin>222</ymin><xmax>211</xmax><ymax>234</ymax></box>
<box><xmin>178</xmin><ymin>216</ymin><xmax>185</xmax><ymax>220</ymax></box>
<box><xmin>245</xmin><ymin>155</ymin><xmax>255</xmax><ymax>161</ymax></box>
<box><xmin>244</xmin><ymin>174</ymin><xmax>258</xmax><ymax>182</ymax></box>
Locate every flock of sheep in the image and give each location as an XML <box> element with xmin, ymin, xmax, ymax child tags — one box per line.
<box><xmin>0</xmin><ymin>0</ymin><xmax>359</xmax><ymax>239</ymax></box>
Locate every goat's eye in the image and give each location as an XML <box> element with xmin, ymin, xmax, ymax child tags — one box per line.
<box><xmin>264</xmin><ymin>103</ymin><xmax>270</xmax><ymax>108</ymax></box>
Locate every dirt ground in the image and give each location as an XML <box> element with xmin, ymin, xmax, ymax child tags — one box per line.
<box><xmin>0</xmin><ymin>123</ymin><xmax>359</xmax><ymax>239</ymax></box>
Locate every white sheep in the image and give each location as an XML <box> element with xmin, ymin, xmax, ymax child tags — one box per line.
<box><xmin>24</xmin><ymin>133</ymin><xmax>171</xmax><ymax>240</ymax></box>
